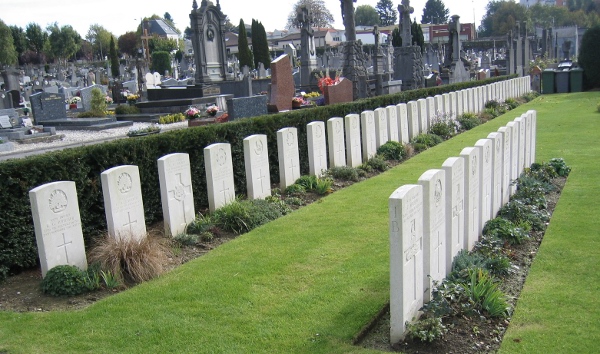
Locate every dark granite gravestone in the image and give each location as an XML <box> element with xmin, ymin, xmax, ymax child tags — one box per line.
<box><xmin>226</xmin><ymin>95</ymin><xmax>267</xmax><ymax>120</ymax></box>
<box><xmin>30</xmin><ymin>92</ymin><xmax>67</xmax><ymax>122</ymax></box>
<box><xmin>8</xmin><ymin>90</ymin><xmax>21</xmax><ymax>108</ymax></box>
<box><xmin>0</xmin><ymin>91</ymin><xmax>12</xmax><ymax>109</ymax></box>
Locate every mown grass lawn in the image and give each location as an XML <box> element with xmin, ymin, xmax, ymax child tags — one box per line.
<box><xmin>0</xmin><ymin>92</ymin><xmax>597</xmax><ymax>354</ymax></box>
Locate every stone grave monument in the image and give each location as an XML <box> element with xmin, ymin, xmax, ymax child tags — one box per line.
<box><xmin>297</xmin><ymin>6</ymin><xmax>317</xmax><ymax>91</ymax></box>
<box><xmin>442</xmin><ymin>15</ymin><xmax>470</xmax><ymax>84</ymax></box>
<box><xmin>190</xmin><ymin>0</ymin><xmax>228</xmax><ymax>85</ymax></box>
<box><xmin>394</xmin><ymin>0</ymin><xmax>425</xmax><ymax>91</ymax></box>
<box><xmin>267</xmin><ymin>54</ymin><xmax>294</xmax><ymax>112</ymax></box>
<box><xmin>158</xmin><ymin>153</ymin><xmax>195</xmax><ymax>237</ymax></box>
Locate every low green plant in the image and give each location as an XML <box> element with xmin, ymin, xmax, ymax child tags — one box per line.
<box><xmin>528</xmin><ymin>163</ymin><xmax>558</xmax><ymax>185</ymax></box>
<box><xmin>114</xmin><ymin>104</ymin><xmax>140</xmax><ymax>115</ymax></box>
<box><xmin>158</xmin><ymin>113</ymin><xmax>185</xmax><ymax>124</ymax></box>
<box><xmin>314</xmin><ymin>177</ymin><xmax>333</xmax><ymax>195</ymax></box>
<box><xmin>428</xmin><ymin>114</ymin><xmax>456</xmax><ymax>140</ymax></box>
<box><xmin>482</xmin><ymin>217</ymin><xmax>529</xmax><ymax>245</ymax></box>
<box><xmin>465</xmin><ymin>269</ymin><xmax>510</xmax><ymax>318</ymax></box>
<box><xmin>41</xmin><ymin>265</ymin><xmax>89</xmax><ymax>296</ymax></box>
<box><xmin>411</xmin><ymin>133</ymin><xmax>443</xmax><ymax>152</ymax></box>
<box><xmin>406</xmin><ymin>316</ymin><xmax>447</xmax><ymax>343</ymax></box>
<box><xmin>173</xmin><ymin>233</ymin><xmax>200</xmax><ymax>246</ymax></box>
<box><xmin>498</xmin><ymin>199</ymin><xmax>549</xmax><ymax>231</ymax></box>
<box><xmin>360</xmin><ymin>155</ymin><xmax>389</xmax><ymax>172</ymax></box>
<box><xmin>295</xmin><ymin>175</ymin><xmax>318</xmax><ymax>190</ymax></box>
<box><xmin>284</xmin><ymin>196</ymin><xmax>304</xmax><ymax>206</ymax></box>
<box><xmin>376</xmin><ymin>141</ymin><xmax>406</xmax><ymax>161</ymax></box>
<box><xmin>522</xmin><ymin>91</ymin><xmax>540</xmax><ymax>102</ymax></box>
<box><xmin>485</xmin><ymin>100</ymin><xmax>500</xmax><ymax>109</ymax></box>
<box><xmin>327</xmin><ymin>166</ymin><xmax>360</xmax><ymax>181</ymax></box>
<box><xmin>547</xmin><ymin>157</ymin><xmax>571</xmax><ymax>177</ymax></box>
<box><xmin>512</xmin><ymin>175</ymin><xmax>550</xmax><ymax>209</ymax></box>
<box><xmin>83</xmin><ymin>263</ymin><xmax>102</xmax><ymax>291</ymax></box>
<box><xmin>456</xmin><ymin>113</ymin><xmax>481</xmax><ymax>131</ymax></box>
<box><xmin>186</xmin><ymin>213</ymin><xmax>214</xmax><ymax>235</ymax></box>
<box><xmin>100</xmin><ymin>270</ymin><xmax>121</xmax><ymax>289</ymax></box>
<box><xmin>449</xmin><ymin>249</ymin><xmax>511</xmax><ymax>280</ymax></box>
<box><xmin>504</xmin><ymin>97</ymin><xmax>519</xmax><ymax>110</ymax></box>
<box><xmin>212</xmin><ymin>198</ymin><xmax>291</xmax><ymax>234</ymax></box>
<box><xmin>284</xmin><ymin>183</ymin><xmax>306</xmax><ymax>196</ymax></box>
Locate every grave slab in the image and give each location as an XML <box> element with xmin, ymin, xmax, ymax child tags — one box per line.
<box><xmin>308</xmin><ymin>121</ymin><xmax>328</xmax><ymax>176</ymax></box>
<box><xmin>158</xmin><ymin>153</ymin><xmax>195</xmax><ymax>237</ymax></box>
<box><xmin>344</xmin><ymin>114</ymin><xmax>362</xmax><ymax>167</ymax></box>
<box><xmin>277</xmin><ymin>127</ymin><xmax>301</xmax><ymax>189</ymax></box>
<box><xmin>441</xmin><ymin>157</ymin><xmax>465</xmax><ymax>273</ymax></box>
<box><xmin>327</xmin><ymin>118</ymin><xmax>345</xmax><ymax>168</ymax></box>
<box><xmin>204</xmin><ymin>143</ymin><xmax>236</xmax><ymax>212</ymax></box>
<box><xmin>243</xmin><ymin>134</ymin><xmax>271</xmax><ymax>200</ymax></box>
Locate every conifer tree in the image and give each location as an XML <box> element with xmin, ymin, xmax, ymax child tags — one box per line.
<box><xmin>238</xmin><ymin>19</ymin><xmax>253</xmax><ymax>69</ymax></box>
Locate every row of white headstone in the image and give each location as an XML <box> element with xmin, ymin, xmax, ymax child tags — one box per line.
<box><xmin>389</xmin><ymin>109</ymin><xmax>537</xmax><ymax>343</ymax></box>
<box><xmin>28</xmin><ymin>77</ymin><xmax>531</xmax><ymax>278</ymax></box>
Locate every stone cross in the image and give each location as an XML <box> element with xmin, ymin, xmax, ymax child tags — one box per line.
<box><xmin>340</xmin><ymin>0</ymin><xmax>357</xmax><ymax>41</ymax></box>
<box><xmin>398</xmin><ymin>0</ymin><xmax>414</xmax><ymax>47</ymax></box>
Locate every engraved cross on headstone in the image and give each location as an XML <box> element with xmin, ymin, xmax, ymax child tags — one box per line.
<box><xmin>57</xmin><ymin>233</ymin><xmax>72</xmax><ymax>263</ymax></box>
<box><xmin>404</xmin><ymin>219</ymin><xmax>421</xmax><ymax>300</ymax></box>
<box><xmin>257</xmin><ymin>169</ymin><xmax>268</xmax><ymax>193</ymax></box>
<box><xmin>123</xmin><ymin>212</ymin><xmax>138</xmax><ymax>237</ymax></box>
<box><xmin>168</xmin><ymin>173</ymin><xmax>193</xmax><ymax>224</ymax></box>
<box><xmin>220</xmin><ymin>180</ymin><xmax>231</xmax><ymax>203</ymax></box>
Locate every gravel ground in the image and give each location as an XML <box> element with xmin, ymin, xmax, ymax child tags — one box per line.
<box><xmin>0</xmin><ymin>121</ymin><xmax>189</xmax><ymax>161</ymax></box>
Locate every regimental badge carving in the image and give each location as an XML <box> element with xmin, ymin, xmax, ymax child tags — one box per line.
<box><xmin>317</xmin><ymin>124</ymin><xmax>324</xmax><ymax>138</ymax></box>
<box><xmin>117</xmin><ymin>173</ymin><xmax>133</xmax><ymax>194</ymax></box>
<box><xmin>216</xmin><ymin>148</ymin><xmax>227</xmax><ymax>166</ymax></box>
<box><xmin>472</xmin><ymin>155</ymin><xmax>477</xmax><ymax>176</ymax></box>
<box><xmin>335</xmin><ymin>121</ymin><xmax>341</xmax><ymax>134</ymax></box>
<box><xmin>434</xmin><ymin>179</ymin><xmax>443</xmax><ymax>207</ymax></box>
<box><xmin>254</xmin><ymin>140</ymin><xmax>264</xmax><ymax>156</ymax></box>
<box><xmin>352</xmin><ymin>117</ymin><xmax>358</xmax><ymax>130</ymax></box>
<box><xmin>48</xmin><ymin>189</ymin><xmax>68</xmax><ymax>213</ymax></box>
<box><xmin>172</xmin><ymin>184</ymin><xmax>185</xmax><ymax>202</ymax></box>
<box><xmin>286</xmin><ymin>131</ymin><xmax>294</xmax><ymax>146</ymax></box>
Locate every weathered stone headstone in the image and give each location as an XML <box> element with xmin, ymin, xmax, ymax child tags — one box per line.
<box><xmin>374</xmin><ymin>107</ymin><xmax>389</xmax><ymax>149</ymax></box>
<box><xmin>101</xmin><ymin>165</ymin><xmax>147</xmax><ymax>241</ymax></box>
<box><xmin>29</xmin><ymin>181</ymin><xmax>87</xmax><ymax>277</ymax></box>
<box><xmin>394</xmin><ymin>0</ymin><xmax>425</xmax><ymax>91</ymax></box>
<box><xmin>327</xmin><ymin>118</ymin><xmax>345</xmax><ymax>168</ymax></box>
<box><xmin>418</xmin><ymin>169</ymin><xmax>446</xmax><ymax>302</ymax></box>
<box><xmin>157</xmin><ymin>153</ymin><xmax>195</xmax><ymax>237</ymax></box>
<box><xmin>442</xmin><ymin>93</ymin><xmax>451</xmax><ymax>119</ymax></box>
<box><xmin>30</xmin><ymin>92</ymin><xmax>67</xmax><ymax>122</ymax></box>
<box><xmin>268</xmin><ymin>55</ymin><xmax>294</xmax><ymax>112</ymax></box>
<box><xmin>277</xmin><ymin>127</ymin><xmax>300</xmax><ymax>189</ymax></box>
<box><xmin>475</xmin><ymin>139</ymin><xmax>493</xmax><ymax>229</ymax></box>
<box><xmin>460</xmin><ymin>147</ymin><xmax>480</xmax><ymax>251</ymax></box>
<box><xmin>506</xmin><ymin>121</ymin><xmax>519</xmax><ymax>195</ymax></box>
<box><xmin>297</xmin><ymin>5</ymin><xmax>317</xmax><ymax>89</ymax></box>
<box><xmin>515</xmin><ymin>116</ymin><xmax>527</xmax><ymax>172</ymax></box>
<box><xmin>417</xmin><ymin>98</ymin><xmax>428</xmax><ymax>134</ymax></box>
<box><xmin>80</xmin><ymin>85</ymin><xmax>104</xmax><ymax>112</ymax></box>
<box><xmin>497</xmin><ymin>126</ymin><xmax>512</xmax><ymax>205</ymax></box>
<box><xmin>360</xmin><ymin>110</ymin><xmax>377</xmax><ymax>161</ymax></box>
<box><xmin>386</xmin><ymin>105</ymin><xmax>399</xmax><ymax>142</ymax></box>
<box><xmin>527</xmin><ymin>110</ymin><xmax>537</xmax><ymax>164</ymax></box>
<box><xmin>487</xmin><ymin>132</ymin><xmax>504</xmax><ymax>218</ymax></box>
<box><xmin>204</xmin><ymin>143</ymin><xmax>236</xmax><ymax>212</ymax></box>
<box><xmin>389</xmin><ymin>183</ymin><xmax>424</xmax><ymax>343</ymax></box>
<box><xmin>324</xmin><ymin>77</ymin><xmax>353</xmax><ymax>105</ymax></box>
<box><xmin>308</xmin><ymin>121</ymin><xmax>328</xmax><ymax>176</ymax></box>
<box><xmin>426</xmin><ymin>97</ymin><xmax>436</xmax><ymax>126</ymax></box>
<box><xmin>441</xmin><ymin>156</ymin><xmax>465</xmax><ymax>272</ymax></box>
<box><xmin>226</xmin><ymin>95</ymin><xmax>267</xmax><ymax>120</ymax></box>
<box><xmin>434</xmin><ymin>95</ymin><xmax>444</xmax><ymax>118</ymax></box>
<box><xmin>243</xmin><ymin>134</ymin><xmax>271</xmax><ymax>200</ymax></box>
<box><xmin>449</xmin><ymin>91</ymin><xmax>458</xmax><ymax>119</ymax></box>
<box><xmin>344</xmin><ymin>114</ymin><xmax>362</xmax><ymax>167</ymax></box>
<box><xmin>406</xmin><ymin>101</ymin><xmax>419</xmax><ymax>139</ymax></box>
<box><xmin>396</xmin><ymin>103</ymin><xmax>410</xmax><ymax>144</ymax></box>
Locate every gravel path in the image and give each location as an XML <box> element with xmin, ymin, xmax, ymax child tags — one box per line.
<box><xmin>0</xmin><ymin>121</ymin><xmax>189</xmax><ymax>161</ymax></box>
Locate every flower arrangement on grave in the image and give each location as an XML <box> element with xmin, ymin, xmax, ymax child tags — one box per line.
<box><xmin>206</xmin><ymin>105</ymin><xmax>219</xmax><ymax>116</ymax></box>
<box><xmin>127</xmin><ymin>123</ymin><xmax>161</xmax><ymax>137</ymax></box>
<box><xmin>70</xmin><ymin>96</ymin><xmax>81</xmax><ymax>104</ymax></box>
<box><xmin>302</xmin><ymin>91</ymin><xmax>321</xmax><ymax>99</ymax></box>
<box><xmin>315</xmin><ymin>70</ymin><xmax>342</xmax><ymax>94</ymax></box>
<box><xmin>105</xmin><ymin>95</ymin><xmax>113</xmax><ymax>104</ymax></box>
<box><xmin>126</xmin><ymin>94</ymin><xmax>140</xmax><ymax>104</ymax></box>
<box><xmin>292</xmin><ymin>96</ymin><xmax>305</xmax><ymax>104</ymax></box>
<box><xmin>185</xmin><ymin>106</ymin><xmax>201</xmax><ymax>119</ymax></box>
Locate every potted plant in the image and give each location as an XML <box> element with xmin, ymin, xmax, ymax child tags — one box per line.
<box><xmin>126</xmin><ymin>94</ymin><xmax>140</xmax><ymax>105</ymax></box>
<box><xmin>206</xmin><ymin>105</ymin><xmax>219</xmax><ymax>117</ymax></box>
<box><xmin>292</xmin><ymin>96</ymin><xmax>305</xmax><ymax>108</ymax></box>
<box><xmin>69</xmin><ymin>96</ymin><xmax>81</xmax><ymax>109</ymax></box>
<box><xmin>185</xmin><ymin>106</ymin><xmax>201</xmax><ymax>120</ymax></box>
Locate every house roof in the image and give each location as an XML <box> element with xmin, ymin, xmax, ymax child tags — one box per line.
<box><xmin>147</xmin><ymin>19</ymin><xmax>179</xmax><ymax>37</ymax></box>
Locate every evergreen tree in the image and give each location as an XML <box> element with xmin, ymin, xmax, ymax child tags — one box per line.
<box><xmin>252</xmin><ymin>20</ymin><xmax>270</xmax><ymax>69</ymax></box>
<box><xmin>238</xmin><ymin>19</ymin><xmax>254</xmax><ymax>69</ymax></box>
<box><xmin>376</xmin><ymin>0</ymin><xmax>398</xmax><ymax>26</ymax></box>
<box><xmin>411</xmin><ymin>19</ymin><xmax>425</xmax><ymax>52</ymax></box>
<box><xmin>109</xmin><ymin>36</ymin><xmax>119</xmax><ymax>78</ymax></box>
<box><xmin>421</xmin><ymin>0</ymin><xmax>450</xmax><ymax>24</ymax></box>
<box><xmin>0</xmin><ymin>20</ymin><xmax>17</xmax><ymax>66</ymax></box>
<box><xmin>579</xmin><ymin>24</ymin><xmax>600</xmax><ymax>88</ymax></box>
<box><xmin>391</xmin><ymin>27</ymin><xmax>402</xmax><ymax>47</ymax></box>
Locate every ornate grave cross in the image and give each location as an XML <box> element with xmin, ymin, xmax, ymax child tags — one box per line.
<box><xmin>168</xmin><ymin>173</ymin><xmax>193</xmax><ymax>224</ymax></box>
<box><xmin>398</xmin><ymin>0</ymin><xmax>414</xmax><ymax>47</ymax></box>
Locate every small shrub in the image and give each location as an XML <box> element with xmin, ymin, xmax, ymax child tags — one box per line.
<box><xmin>173</xmin><ymin>233</ymin><xmax>200</xmax><ymax>246</ymax></box>
<box><xmin>90</xmin><ymin>87</ymin><xmax>107</xmax><ymax>116</ymax></box>
<box><xmin>41</xmin><ymin>265</ymin><xmax>88</xmax><ymax>296</ymax></box>
<box><xmin>411</xmin><ymin>133</ymin><xmax>443</xmax><ymax>152</ymax></box>
<box><xmin>522</xmin><ymin>91</ymin><xmax>540</xmax><ymax>102</ymax></box>
<box><xmin>428</xmin><ymin>114</ymin><xmax>456</xmax><ymax>140</ymax></box>
<box><xmin>528</xmin><ymin>163</ymin><xmax>558</xmax><ymax>185</ymax></box>
<box><xmin>465</xmin><ymin>269</ymin><xmax>510</xmax><ymax>318</ymax></box>
<box><xmin>456</xmin><ymin>113</ymin><xmax>481</xmax><ymax>131</ymax></box>
<box><xmin>498</xmin><ymin>199</ymin><xmax>549</xmax><ymax>231</ymax></box>
<box><xmin>406</xmin><ymin>317</ymin><xmax>447</xmax><ymax>343</ymax></box>
<box><xmin>482</xmin><ymin>217</ymin><xmax>529</xmax><ymax>245</ymax></box>
<box><xmin>327</xmin><ymin>166</ymin><xmax>360</xmax><ymax>181</ymax></box>
<box><xmin>114</xmin><ymin>104</ymin><xmax>140</xmax><ymax>115</ymax></box>
<box><xmin>212</xmin><ymin>198</ymin><xmax>291</xmax><ymax>234</ymax></box>
<box><xmin>450</xmin><ymin>249</ymin><xmax>511</xmax><ymax>279</ymax></box>
<box><xmin>512</xmin><ymin>175</ymin><xmax>550</xmax><ymax>209</ymax></box>
<box><xmin>485</xmin><ymin>100</ymin><xmax>500</xmax><ymax>109</ymax></box>
<box><xmin>504</xmin><ymin>98</ymin><xmax>519</xmax><ymax>110</ymax></box>
<box><xmin>377</xmin><ymin>141</ymin><xmax>406</xmax><ymax>161</ymax></box>
<box><xmin>284</xmin><ymin>196</ymin><xmax>304</xmax><ymax>206</ymax></box>
<box><xmin>88</xmin><ymin>235</ymin><xmax>169</xmax><ymax>283</ymax></box>
<box><xmin>547</xmin><ymin>158</ymin><xmax>571</xmax><ymax>177</ymax></box>
<box><xmin>186</xmin><ymin>213</ymin><xmax>214</xmax><ymax>235</ymax></box>
<box><xmin>158</xmin><ymin>113</ymin><xmax>185</xmax><ymax>124</ymax></box>
<box><xmin>295</xmin><ymin>175</ymin><xmax>318</xmax><ymax>190</ymax></box>
<box><xmin>284</xmin><ymin>183</ymin><xmax>306</xmax><ymax>196</ymax></box>
<box><xmin>314</xmin><ymin>177</ymin><xmax>333</xmax><ymax>195</ymax></box>
<box><xmin>360</xmin><ymin>155</ymin><xmax>389</xmax><ymax>173</ymax></box>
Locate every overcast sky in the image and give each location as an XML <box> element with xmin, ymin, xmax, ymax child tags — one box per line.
<box><xmin>2</xmin><ymin>0</ymin><xmax>489</xmax><ymax>37</ymax></box>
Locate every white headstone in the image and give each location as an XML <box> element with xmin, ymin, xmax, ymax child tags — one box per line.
<box><xmin>442</xmin><ymin>93</ymin><xmax>451</xmax><ymax>119</ymax></box>
<box><xmin>157</xmin><ymin>153</ymin><xmax>195</xmax><ymax>237</ymax></box>
<box><xmin>204</xmin><ymin>143</ymin><xmax>236</xmax><ymax>212</ymax></box>
<box><xmin>145</xmin><ymin>73</ymin><xmax>155</xmax><ymax>89</ymax></box>
<box><xmin>397</xmin><ymin>103</ymin><xmax>410</xmax><ymax>144</ymax></box>
<box><xmin>374</xmin><ymin>107</ymin><xmax>389</xmax><ymax>149</ymax></box>
<box><xmin>460</xmin><ymin>147</ymin><xmax>480</xmax><ymax>251</ymax></box>
<box><xmin>243</xmin><ymin>134</ymin><xmax>271</xmax><ymax>200</ymax></box>
<box><xmin>487</xmin><ymin>132</ymin><xmax>504</xmax><ymax>218</ymax></box>
<box><xmin>506</xmin><ymin>121</ymin><xmax>520</xmax><ymax>195</ymax></box>
<box><xmin>455</xmin><ymin>90</ymin><xmax>463</xmax><ymax>117</ymax></box>
<box><xmin>386</xmin><ymin>105</ymin><xmax>400</xmax><ymax>143</ymax></box>
<box><xmin>441</xmin><ymin>157</ymin><xmax>465</xmax><ymax>272</ymax></box>
<box><xmin>417</xmin><ymin>169</ymin><xmax>446</xmax><ymax>302</ymax></box>
<box><xmin>527</xmin><ymin>110</ymin><xmax>537</xmax><ymax>164</ymax></box>
<box><xmin>523</xmin><ymin>113</ymin><xmax>532</xmax><ymax>167</ymax></box>
<box><xmin>345</xmin><ymin>114</ymin><xmax>363</xmax><ymax>167</ymax></box>
<box><xmin>449</xmin><ymin>92</ymin><xmax>457</xmax><ymax>120</ymax></box>
<box><xmin>475</xmin><ymin>139</ymin><xmax>493</xmax><ymax>229</ymax></box>
<box><xmin>434</xmin><ymin>95</ymin><xmax>444</xmax><ymax>118</ymax></box>
<box><xmin>463</xmin><ymin>89</ymin><xmax>470</xmax><ymax>114</ymax></box>
<box><xmin>308</xmin><ymin>121</ymin><xmax>328</xmax><ymax>176</ymax></box>
<box><xmin>153</xmin><ymin>72</ymin><xmax>162</xmax><ymax>86</ymax></box>
<box><xmin>426</xmin><ymin>97</ymin><xmax>436</xmax><ymax>128</ymax></box>
<box><xmin>101</xmin><ymin>165</ymin><xmax>147</xmax><ymax>241</ymax></box>
<box><xmin>417</xmin><ymin>98</ymin><xmax>428</xmax><ymax>134</ymax></box>
<box><xmin>514</xmin><ymin>117</ymin><xmax>526</xmax><ymax>175</ymax></box>
<box><xmin>497</xmin><ymin>126</ymin><xmax>513</xmax><ymax>205</ymax></box>
<box><xmin>361</xmin><ymin>110</ymin><xmax>377</xmax><ymax>161</ymax></box>
<box><xmin>29</xmin><ymin>181</ymin><xmax>87</xmax><ymax>277</ymax></box>
<box><xmin>327</xmin><ymin>118</ymin><xmax>345</xmax><ymax>168</ymax></box>
<box><xmin>277</xmin><ymin>127</ymin><xmax>301</xmax><ymax>189</ymax></box>
<box><xmin>389</xmin><ymin>184</ymin><xmax>424</xmax><ymax>343</ymax></box>
<box><xmin>406</xmin><ymin>101</ymin><xmax>419</xmax><ymax>140</ymax></box>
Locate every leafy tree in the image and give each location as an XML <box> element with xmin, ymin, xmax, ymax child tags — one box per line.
<box><xmin>528</xmin><ymin>3</ymin><xmax>577</xmax><ymax>28</ymax></box>
<box><xmin>9</xmin><ymin>26</ymin><xmax>27</xmax><ymax>61</ymax></box>
<box><xmin>421</xmin><ymin>0</ymin><xmax>450</xmax><ymax>24</ymax></box>
<box><xmin>579</xmin><ymin>24</ymin><xmax>600</xmax><ymax>88</ymax></box>
<box><xmin>251</xmin><ymin>19</ymin><xmax>270</xmax><ymax>69</ymax></box>
<box><xmin>109</xmin><ymin>37</ymin><xmax>120</xmax><ymax>78</ymax></box>
<box><xmin>238</xmin><ymin>19</ymin><xmax>253</xmax><ymax>69</ymax></box>
<box><xmin>478</xmin><ymin>0</ymin><xmax>526</xmax><ymax>37</ymax></box>
<box><xmin>46</xmin><ymin>23</ymin><xmax>81</xmax><ymax>67</ymax></box>
<box><xmin>286</xmin><ymin>0</ymin><xmax>334</xmax><ymax>29</ymax></box>
<box><xmin>184</xmin><ymin>26</ymin><xmax>193</xmax><ymax>40</ymax></box>
<box><xmin>151</xmin><ymin>51</ymin><xmax>171</xmax><ymax>75</ymax></box>
<box><xmin>86</xmin><ymin>24</ymin><xmax>113</xmax><ymax>61</ymax></box>
<box><xmin>376</xmin><ymin>0</ymin><xmax>398</xmax><ymax>26</ymax></box>
<box><xmin>25</xmin><ymin>23</ymin><xmax>47</xmax><ymax>53</ymax></box>
<box><xmin>148</xmin><ymin>37</ymin><xmax>178</xmax><ymax>53</ymax></box>
<box><xmin>355</xmin><ymin>5</ymin><xmax>380</xmax><ymax>26</ymax></box>
<box><xmin>118</xmin><ymin>32</ymin><xmax>139</xmax><ymax>57</ymax></box>
<box><xmin>0</xmin><ymin>20</ymin><xmax>18</xmax><ymax>66</ymax></box>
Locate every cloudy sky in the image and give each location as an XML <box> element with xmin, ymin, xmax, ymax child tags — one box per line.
<box><xmin>3</xmin><ymin>0</ymin><xmax>489</xmax><ymax>37</ymax></box>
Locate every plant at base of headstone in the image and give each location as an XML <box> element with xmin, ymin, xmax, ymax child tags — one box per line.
<box><xmin>90</xmin><ymin>87</ymin><xmax>107</xmax><ymax>117</ymax></box>
<box><xmin>41</xmin><ymin>265</ymin><xmax>90</xmax><ymax>296</ymax></box>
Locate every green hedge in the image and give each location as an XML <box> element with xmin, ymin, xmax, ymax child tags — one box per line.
<box><xmin>0</xmin><ymin>75</ymin><xmax>514</xmax><ymax>276</ymax></box>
